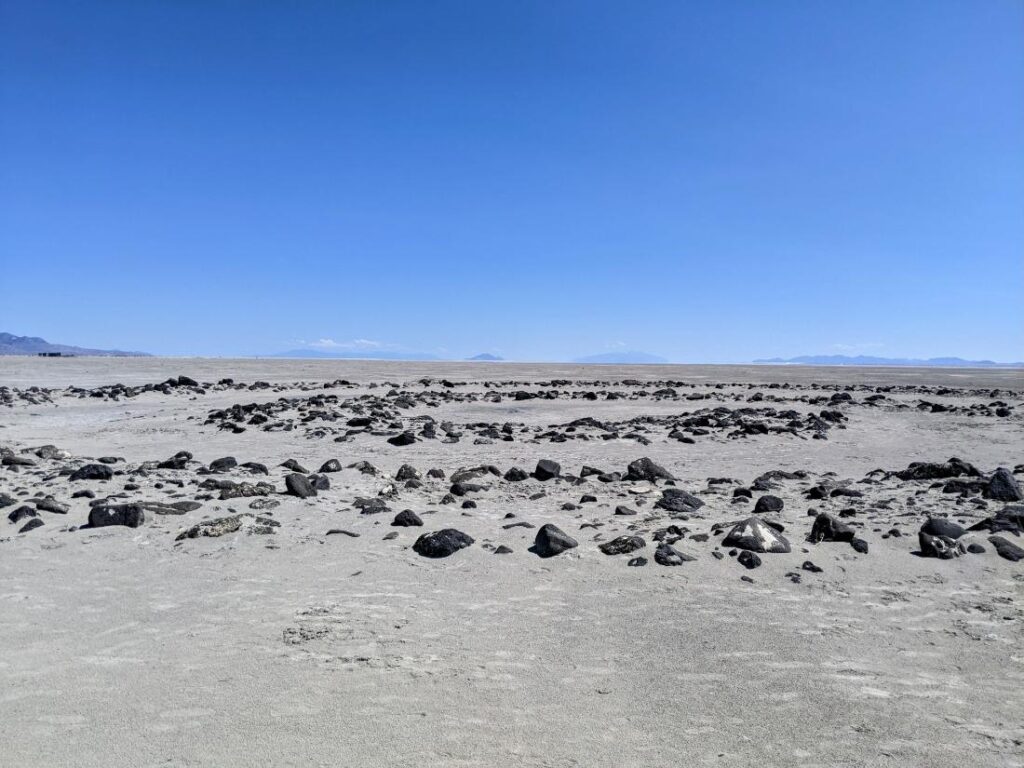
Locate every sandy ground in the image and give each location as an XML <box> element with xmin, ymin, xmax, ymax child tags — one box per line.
<box><xmin>0</xmin><ymin>359</ymin><xmax>1021</xmax><ymax>767</ymax></box>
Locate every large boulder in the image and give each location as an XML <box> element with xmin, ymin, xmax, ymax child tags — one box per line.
<box><xmin>985</xmin><ymin>468</ymin><xmax>1023</xmax><ymax>502</ymax></box>
<box><xmin>504</xmin><ymin>466</ymin><xmax>529</xmax><ymax>482</ymax></box>
<box><xmin>921</xmin><ymin>517</ymin><xmax>965</xmax><ymax>539</ymax></box>
<box><xmin>280</xmin><ymin>459</ymin><xmax>310</xmax><ymax>474</ymax></box>
<box><xmin>531</xmin><ymin>524</ymin><xmax>577</xmax><ymax>557</ymax></box>
<box><xmin>654</xmin><ymin>488</ymin><xmax>705</xmax><ymax>516</ymax></box>
<box><xmin>450</xmin><ymin>481</ymin><xmax>486</xmax><ymax>497</ymax></box>
<box><xmin>392</xmin><ymin>509</ymin><xmax>424</xmax><ymax>527</ymax></box>
<box><xmin>176</xmin><ymin>513</ymin><xmax>279</xmax><ymax>540</ymax></box>
<box><xmin>412</xmin><ymin>529</ymin><xmax>475</xmax><ymax>558</ymax></box>
<box><xmin>354</xmin><ymin>497</ymin><xmax>390</xmax><ymax>515</ymax></box>
<box><xmin>654</xmin><ymin>543</ymin><xmax>695</xmax><ymax>566</ymax></box>
<box><xmin>751</xmin><ymin>469</ymin><xmax>803</xmax><ymax>490</ymax></box>
<box><xmin>808</xmin><ymin>512</ymin><xmax>855</xmax><ymax>543</ymax></box>
<box><xmin>738</xmin><ymin>550</ymin><xmax>762</xmax><ymax>569</ymax></box>
<box><xmin>136</xmin><ymin>500</ymin><xmax>199</xmax><ymax>516</ymax></box>
<box><xmin>625</xmin><ymin>458</ymin><xmax>676</xmax><ymax>483</ymax></box>
<box><xmin>88</xmin><ymin>504</ymin><xmax>145</xmax><ymax>528</ymax></box>
<box><xmin>387</xmin><ymin>431</ymin><xmax>418</xmax><ymax>447</ymax></box>
<box><xmin>158</xmin><ymin>451</ymin><xmax>193</xmax><ymax>470</ymax></box>
<box><xmin>209</xmin><ymin>456</ymin><xmax>237</xmax><ymax>472</ymax></box>
<box><xmin>598</xmin><ymin>535</ymin><xmax>646</xmax><ymax>556</ymax></box>
<box><xmin>533</xmin><ymin>459</ymin><xmax>562</xmax><ymax>481</ymax></box>
<box><xmin>753</xmin><ymin>495</ymin><xmax>784</xmax><ymax>514</ymax></box>
<box><xmin>395</xmin><ymin>464</ymin><xmax>420</xmax><ymax>481</ymax></box>
<box><xmin>219</xmin><ymin>481</ymin><xmax>275</xmax><ymax>500</ymax></box>
<box><xmin>895</xmin><ymin>458</ymin><xmax>979</xmax><ymax>481</ymax></box>
<box><xmin>35</xmin><ymin>497</ymin><xmax>69</xmax><ymax>514</ymax></box>
<box><xmin>722</xmin><ymin>517</ymin><xmax>791</xmax><ymax>553</ymax></box>
<box><xmin>308</xmin><ymin>474</ymin><xmax>331</xmax><ymax>491</ymax></box>
<box><xmin>2</xmin><ymin>455</ymin><xmax>34</xmax><ymax>467</ymax></box>
<box><xmin>19</xmin><ymin>518</ymin><xmax>44</xmax><ymax>534</ymax></box>
<box><xmin>69</xmin><ymin>464</ymin><xmax>114</xmax><ymax>482</ymax></box>
<box><xmin>918</xmin><ymin>532</ymin><xmax>963</xmax><ymax>559</ymax></box>
<box><xmin>942</xmin><ymin>478</ymin><xmax>986</xmax><ymax>495</ymax></box>
<box><xmin>989</xmin><ymin>535</ymin><xmax>1024</xmax><ymax>562</ymax></box>
<box><xmin>967</xmin><ymin>507</ymin><xmax>1024</xmax><ymax>536</ymax></box>
<box><xmin>284</xmin><ymin>473</ymin><xmax>316</xmax><ymax>498</ymax></box>
<box><xmin>34</xmin><ymin>445</ymin><xmax>69</xmax><ymax>460</ymax></box>
<box><xmin>176</xmin><ymin>515</ymin><xmax>243</xmax><ymax>540</ymax></box>
<box><xmin>8</xmin><ymin>506</ymin><xmax>37</xmax><ymax>524</ymax></box>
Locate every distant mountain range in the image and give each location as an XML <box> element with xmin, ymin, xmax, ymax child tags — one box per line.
<box><xmin>754</xmin><ymin>355</ymin><xmax>1024</xmax><ymax>369</ymax></box>
<box><xmin>573</xmin><ymin>351</ymin><xmax>668</xmax><ymax>365</ymax></box>
<box><xmin>9</xmin><ymin>333</ymin><xmax>1016</xmax><ymax>369</ymax></box>
<box><xmin>271</xmin><ymin>348</ymin><xmax>443</xmax><ymax>361</ymax></box>
<box><xmin>0</xmin><ymin>332</ymin><xmax>149</xmax><ymax>357</ymax></box>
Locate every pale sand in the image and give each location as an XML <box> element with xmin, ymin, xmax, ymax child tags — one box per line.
<box><xmin>0</xmin><ymin>359</ymin><xmax>1021</xmax><ymax>767</ymax></box>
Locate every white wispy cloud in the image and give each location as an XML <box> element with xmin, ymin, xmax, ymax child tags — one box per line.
<box><xmin>830</xmin><ymin>342</ymin><xmax>884</xmax><ymax>353</ymax></box>
<box><xmin>306</xmin><ymin>338</ymin><xmax>386</xmax><ymax>350</ymax></box>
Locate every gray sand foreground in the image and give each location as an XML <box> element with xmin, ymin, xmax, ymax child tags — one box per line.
<box><xmin>1</xmin><ymin>360</ymin><xmax>1022</xmax><ymax>767</ymax></box>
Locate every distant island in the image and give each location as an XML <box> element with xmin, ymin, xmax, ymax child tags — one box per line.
<box><xmin>573</xmin><ymin>351</ymin><xmax>668</xmax><ymax>365</ymax></box>
<box><xmin>466</xmin><ymin>353</ymin><xmax>504</xmax><ymax>361</ymax></box>
<box><xmin>0</xmin><ymin>332</ymin><xmax>149</xmax><ymax>357</ymax></box>
<box><xmin>754</xmin><ymin>355</ymin><xmax>1024</xmax><ymax>369</ymax></box>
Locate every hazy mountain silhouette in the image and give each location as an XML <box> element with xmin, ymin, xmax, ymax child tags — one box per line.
<box><xmin>0</xmin><ymin>332</ymin><xmax>148</xmax><ymax>357</ymax></box>
<box><xmin>754</xmin><ymin>354</ymin><xmax>1023</xmax><ymax>368</ymax></box>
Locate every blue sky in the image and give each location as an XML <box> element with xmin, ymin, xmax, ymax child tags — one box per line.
<box><xmin>1</xmin><ymin>1</ymin><xmax>1021</xmax><ymax>361</ymax></box>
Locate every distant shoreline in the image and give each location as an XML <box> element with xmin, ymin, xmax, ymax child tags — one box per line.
<box><xmin>6</xmin><ymin>353</ymin><xmax>1023</xmax><ymax>371</ymax></box>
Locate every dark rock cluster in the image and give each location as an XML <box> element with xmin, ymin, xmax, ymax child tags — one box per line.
<box><xmin>2</xmin><ymin>375</ymin><xmax>1021</xmax><ymax>586</ymax></box>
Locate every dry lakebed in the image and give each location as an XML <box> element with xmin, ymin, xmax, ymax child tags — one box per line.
<box><xmin>1</xmin><ymin>358</ymin><xmax>1022</xmax><ymax>767</ymax></box>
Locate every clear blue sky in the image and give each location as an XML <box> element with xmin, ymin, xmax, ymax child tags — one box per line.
<box><xmin>2</xmin><ymin>1</ymin><xmax>1021</xmax><ymax>361</ymax></box>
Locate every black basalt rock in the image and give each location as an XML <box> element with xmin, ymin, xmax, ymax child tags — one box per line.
<box><xmin>753</xmin><ymin>495</ymin><xmax>784</xmax><ymax>514</ymax></box>
<box><xmin>285</xmin><ymin>473</ymin><xmax>316</xmax><ymax>498</ymax></box>
<box><xmin>989</xmin><ymin>535</ymin><xmax>1024</xmax><ymax>562</ymax></box>
<box><xmin>392</xmin><ymin>510</ymin><xmax>424</xmax><ymax>527</ymax></box>
<box><xmin>654</xmin><ymin>543</ymin><xmax>695</xmax><ymax>566</ymax></box>
<box><xmin>413</xmin><ymin>528</ymin><xmax>475</xmax><ymax>558</ymax></box>
<box><xmin>531</xmin><ymin>524</ymin><xmax>577</xmax><ymax>557</ymax></box>
<box><xmin>209</xmin><ymin>457</ymin><xmax>237</xmax><ymax>472</ymax></box>
<box><xmin>533</xmin><ymin>459</ymin><xmax>562</xmax><ymax>481</ymax></box>
<box><xmin>158</xmin><ymin>451</ymin><xmax>193</xmax><ymax>470</ymax></box>
<box><xmin>654</xmin><ymin>488</ymin><xmax>705</xmax><ymax>516</ymax></box>
<box><xmin>8</xmin><ymin>506</ymin><xmax>37</xmax><ymax>524</ymax></box>
<box><xmin>921</xmin><ymin>517</ymin><xmax>965</xmax><ymax>539</ymax></box>
<box><xmin>88</xmin><ymin>504</ymin><xmax>146</xmax><ymax>528</ymax></box>
<box><xmin>737</xmin><ymin>550</ymin><xmax>762</xmax><ymax>569</ymax></box>
<box><xmin>985</xmin><ymin>468</ymin><xmax>1023</xmax><ymax>502</ymax></box>
<box><xmin>625</xmin><ymin>457</ymin><xmax>676</xmax><ymax>483</ymax></box>
<box><xmin>918</xmin><ymin>531</ymin><xmax>963</xmax><ymax>559</ymax></box>
<box><xmin>808</xmin><ymin>512</ymin><xmax>855</xmax><ymax>543</ymax></box>
<box><xmin>70</xmin><ymin>464</ymin><xmax>114</xmax><ymax>482</ymax></box>
<box><xmin>19</xmin><ymin>517</ymin><xmax>44</xmax><ymax>534</ymax></box>
<box><xmin>598</xmin><ymin>535</ymin><xmax>646</xmax><ymax>556</ymax></box>
<box><xmin>387</xmin><ymin>431</ymin><xmax>418</xmax><ymax>447</ymax></box>
<box><xmin>722</xmin><ymin>517</ymin><xmax>791</xmax><ymax>553</ymax></box>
